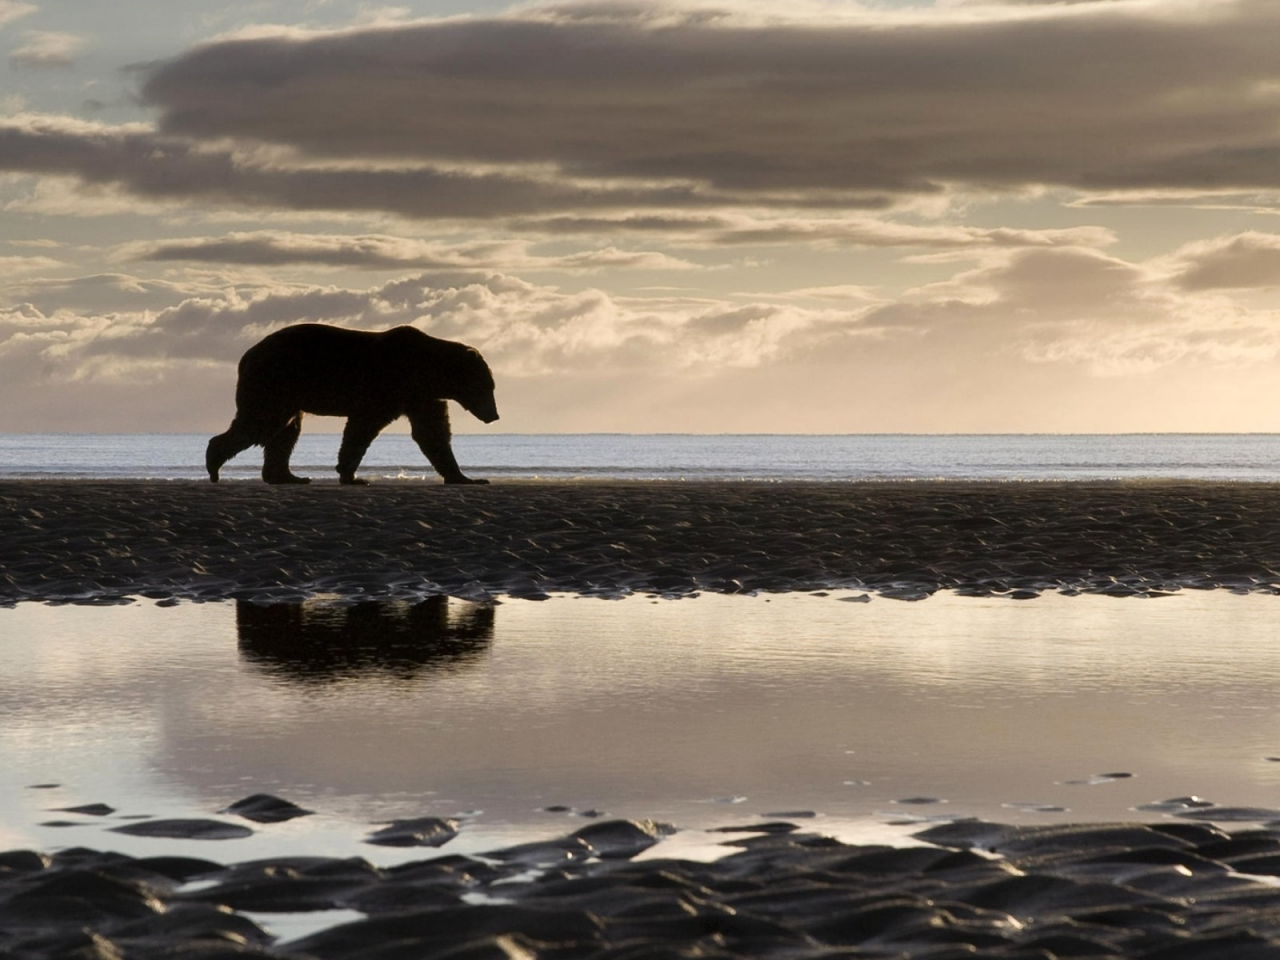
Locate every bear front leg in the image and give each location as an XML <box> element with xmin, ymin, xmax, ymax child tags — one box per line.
<box><xmin>336</xmin><ymin>414</ymin><xmax>393</xmax><ymax>485</ymax></box>
<box><xmin>262</xmin><ymin>414</ymin><xmax>310</xmax><ymax>484</ymax></box>
<box><xmin>409</xmin><ymin>401</ymin><xmax>488</xmax><ymax>484</ymax></box>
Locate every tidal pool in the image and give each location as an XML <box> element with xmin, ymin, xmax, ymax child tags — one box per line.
<box><xmin>4</xmin><ymin>591</ymin><xmax>1280</xmax><ymax>866</ymax></box>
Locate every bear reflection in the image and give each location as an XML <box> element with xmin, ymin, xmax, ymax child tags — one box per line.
<box><xmin>237</xmin><ymin>596</ymin><xmax>495</xmax><ymax>684</ymax></box>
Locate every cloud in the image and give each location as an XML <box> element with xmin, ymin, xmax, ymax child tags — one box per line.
<box><xmin>509</xmin><ymin>214</ymin><xmax>1116</xmax><ymax>250</ymax></box>
<box><xmin>4</xmin><ymin>273</ymin><xmax>236</xmax><ymax>314</ymax></box>
<box><xmin>1070</xmin><ymin>190</ymin><xmax>1280</xmax><ymax>212</ymax></box>
<box><xmin>888</xmin><ymin>245</ymin><xmax>1280</xmax><ymax>376</ymax></box>
<box><xmin>774</xmin><ymin>284</ymin><xmax>880</xmax><ymax>302</ymax></box>
<box><xmin>9</xmin><ymin>244</ymin><xmax>1264</xmax><ymax>386</ymax></box>
<box><xmin>134</xmin><ymin>0</ymin><xmax>1280</xmax><ymax>202</ymax></box>
<box><xmin>0</xmin><ymin>1</ymin><xmax>34</xmax><ymax>30</ymax></box>
<box><xmin>10</xmin><ymin>31</ymin><xmax>87</xmax><ymax>66</ymax></box>
<box><xmin>125</xmin><ymin>231</ymin><xmax>699</xmax><ymax>272</ymax></box>
<box><xmin>700</xmin><ymin>219</ymin><xmax>1115</xmax><ymax>250</ymax></box>
<box><xmin>1</xmin><ymin>173</ymin><xmax>182</xmax><ymax>219</ymax></box>
<box><xmin>6</xmin><ymin>241</ymin><xmax>1280</xmax><ymax>432</ymax></box>
<box><xmin>1169</xmin><ymin>232</ymin><xmax>1280</xmax><ymax>290</ymax></box>
<box><xmin>0</xmin><ymin>269</ymin><xmax>876</xmax><ymax>412</ymax></box>
<box><xmin>0</xmin><ymin>113</ymin><xmax>733</xmax><ymax>220</ymax></box>
<box><xmin>0</xmin><ymin>254</ymin><xmax>62</xmax><ymax>275</ymax></box>
<box><xmin>3</xmin><ymin>0</ymin><xmax>1275</xmax><ymax>226</ymax></box>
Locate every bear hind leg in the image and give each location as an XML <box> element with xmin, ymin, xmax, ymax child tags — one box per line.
<box><xmin>262</xmin><ymin>414</ymin><xmax>310</xmax><ymax>485</ymax></box>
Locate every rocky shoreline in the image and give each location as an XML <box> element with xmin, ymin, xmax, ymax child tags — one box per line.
<box><xmin>10</xmin><ymin>815</ymin><xmax>1280</xmax><ymax>958</ymax></box>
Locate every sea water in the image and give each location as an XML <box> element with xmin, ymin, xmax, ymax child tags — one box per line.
<box><xmin>3</xmin><ymin>432</ymin><xmax>1280</xmax><ymax>481</ymax></box>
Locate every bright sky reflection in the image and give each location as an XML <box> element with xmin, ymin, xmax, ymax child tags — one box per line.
<box><xmin>3</xmin><ymin>591</ymin><xmax>1280</xmax><ymax>865</ymax></box>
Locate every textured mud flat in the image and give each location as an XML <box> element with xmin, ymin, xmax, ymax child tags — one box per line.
<box><xmin>11</xmin><ymin>817</ymin><xmax>1280</xmax><ymax>958</ymax></box>
<box><xmin>4</xmin><ymin>480</ymin><xmax>1280</xmax><ymax>604</ymax></box>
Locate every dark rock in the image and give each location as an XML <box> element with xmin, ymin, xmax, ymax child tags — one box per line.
<box><xmin>180</xmin><ymin>874</ymin><xmax>371</xmax><ymax>913</ymax></box>
<box><xmin>346</xmin><ymin>880</ymin><xmax>466</xmax><ymax>915</ymax></box>
<box><xmin>708</xmin><ymin>822</ymin><xmax>799</xmax><ymax>835</ymax></box>
<box><xmin>1138</xmin><ymin>931</ymin><xmax>1280</xmax><ymax>959</ymax></box>
<box><xmin>170</xmin><ymin>855</ymin><xmax>383</xmax><ymax>914</ymax></box>
<box><xmin>981</xmin><ymin>823</ymin><xmax>1191</xmax><ymax>861</ymax></box>
<box><xmin>289</xmin><ymin>904</ymin><xmax>604</xmax><ymax>960</ymax></box>
<box><xmin>131</xmin><ymin>856</ymin><xmax>225</xmax><ymax>882</ymax></box>
<box><xmin>948</xmin><ymin>872</ymin><xmax>1169</xmax><ymax>920</ymax></box>
<box><xmin>109</xmin><ymin>819</ymin><xmax>254</xmax><ymax>840</ymax></box>
<box><xmin>0</xmin><ymin>873</ymin><xmax>165</xmax><ymax>928</ymax></box>
<box><xmin>914</xmin><ymin>819</ymin><xmax>1015</xmax><ymax>852</ymax></box>
<box><xmin>1196</xmin><ymin>834</ymin><xmax>1280</xmax><ymax>862</ymax></box>
<box><xmin>412</xmin><ymin>935</ymin><xmax>541</xmax><ymax>960</ymax></box>
<box><xmin>365</xmin><ymin>817</ymin><xmax>460</xmax><ymax>847</ymax></box>
<box><xmin>1023</xmin><ymin>930</ymin><xmax>1123</xmax><ymax>957</ymax></box>
<box><xmin>570</xmin><ymin>819</ymin><xmax>675</xmax><ymax>860</ymax></box>
<box><xmin>1178</xmin><ymin>806</ymin><xmax>1280</xmax><ymax>823</ymax></box>
<box><xmin>483</xmin><ymin>836</ymin><xmax>594</xmax><ymax>866</ymax></box>
<box><xmin>1079</xmin><ymin>846</ymin><xmax>1229</xmax><ymax>873</ymax></box>
<box><xmin>111</xmin><ymin>901</ymin><xmax>274</xmax><ymax>946</ymax></box>
<box><xmin>221</xmin><ymin>793</ymin><xmax>314</xmax><ymax>824</ymax></box>
<box><xmin>800</xmin><ymin>898</ymin><xmax>947</xmax><ymax>945</ymax></box>
<box><xmin>0</xmin><ymin>849</ymin><xmax>49</xmax><ymax>873</ymax></box>
<box><xmin>1222</xmin><ymin>854</ymin><xmax>1280</xmax><ymax>877</ymax></box>
<box><xmin>55</xmin><ymin>803</ymin><xmax>116</xmax><ymax>817</ymax></box>
<box><xmin>1148</xmin><ymin>822</ymin><xmax>1229</xmax><ymax>846</ymax></box>
<box><xmin>1136</xmin><ymin>796</ymin><xmax>1216</xmax><ymax>814</ymax></box>
<box><xmin>387</xmin><ymin>854</ymin><xmax>510</xmax><ymax>888</ymax></box>
<box><xmin>828</xmin><ymin>845</ymin><xmax>958</xmax><ymax>877</ymax></box>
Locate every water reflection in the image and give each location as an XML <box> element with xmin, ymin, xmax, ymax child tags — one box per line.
<box><xmin>236</xmin><ymin>597</ymin><xmax>495</xmax><ymax>683</ymax></box>
<box><xmin>9</xmin><ymin>592</ymin><xmax>1280</xmax><ymax>866</ymax></box>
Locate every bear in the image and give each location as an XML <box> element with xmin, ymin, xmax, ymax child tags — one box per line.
<box><xmin>206</xmin><ymin>323</ymin><xmax>498</xmax><ymax>485</ymax></box>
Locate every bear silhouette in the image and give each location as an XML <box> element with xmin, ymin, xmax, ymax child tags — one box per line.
<box><xmin>206</xmin><ymin>323</ymin><xmax>498</xmax><ymax>485</ymax></box>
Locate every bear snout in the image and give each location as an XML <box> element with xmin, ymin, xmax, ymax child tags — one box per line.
<box><xmin>466</xmin><ymin>396</ymin><xmax>500</xmax><ymax>423</ymax></box>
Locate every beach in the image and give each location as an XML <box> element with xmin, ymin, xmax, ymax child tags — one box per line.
<box><xmin>8</xmin><ymin>479</ymin><xmax>1280</xmax><ymax>957</ymax></box>
<box><xmin>5</xmin><ymin>479</ymin><xmax>1280</xmax><ymax>605</ymax></box>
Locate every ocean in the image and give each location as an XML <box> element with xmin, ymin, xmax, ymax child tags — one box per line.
<box><xmin>2</xmin><ymin>431</ymin><xmax>1280</xmax><ymax>482</ymax></box>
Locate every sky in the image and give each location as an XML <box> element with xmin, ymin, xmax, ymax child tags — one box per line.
<box><xmin>3</xmin><ymin>0</ymin><xmax>1280</xmax><ymax>434</ymax></box>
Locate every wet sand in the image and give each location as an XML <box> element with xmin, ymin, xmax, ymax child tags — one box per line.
<box><xmin>3</xmin><ymin>479</ymin><xmax>1280</xmax><ymax>604</ymax></box>
<box><xmin>10</xmin><ymin>815</ymin><xmax>1280</xmax><ymax>958</ymax></box>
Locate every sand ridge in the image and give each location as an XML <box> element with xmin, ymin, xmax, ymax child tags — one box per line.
<box><xmin>10</xmin><ymin>817</ymin><xmax>1280</xmax><ymax>958</ymax></box>
<box><xmin>4</xmin><ymin>480</ymin><xmax>1280</xmax><ymax>604</ymax></box>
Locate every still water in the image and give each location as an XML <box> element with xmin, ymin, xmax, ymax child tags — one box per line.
<box><xmin>4</xmin><ymin>592</ymin><xmax>1280</xmax><ymax>867</ymax></box>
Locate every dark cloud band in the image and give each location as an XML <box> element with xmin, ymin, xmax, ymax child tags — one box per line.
<box><xmin>138</xmin><ymin>0</ymin><xmax>1280</xmax><ymax>197</ymax></box>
